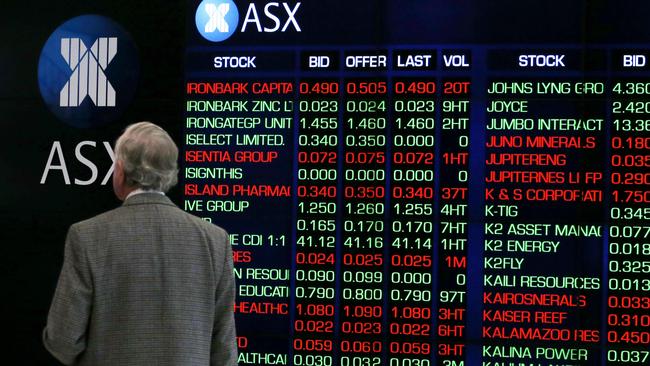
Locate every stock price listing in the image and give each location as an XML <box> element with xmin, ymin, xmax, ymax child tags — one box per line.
<box><xmin>183</xmin><ymin>1</ymin><xmax>650</xmax><ymax>365</ymax></box>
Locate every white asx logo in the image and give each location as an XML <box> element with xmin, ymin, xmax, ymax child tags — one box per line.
<box><xmin>205</xmin><ymin>2</ymin><xmax>231</xmax><ymax>33</ymax></box>
<box><xmin>196</xmin><ymin>0</ymin><xmax>239</xmax><ymax>42</ymax></box>
<box><xmin>196</xmin><ymin>1</ymin><xmax>302</xmax><ymax>42</ymax></box>
<box><xmin>38</xmin><ymin>15</ymin><xmax>139</xmax><ymax>127</ymax></box>
<box><xmin>59</xmin><ymin>37</ymin><xmax>117</xmax><ymax>107</ymax></box>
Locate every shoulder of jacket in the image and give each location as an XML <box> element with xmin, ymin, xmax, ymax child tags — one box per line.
<box><xmin>71</xmin><ymin>206</ymin><xmax>125</xmax><ymax>231</ymax></box>
<box><xmin>194</xmin><ymin>214</ymin><xmax>228</xmax><ymax>236</ymax></box>
<box><xmin>177</xmin><ymin>211</ymin><xmax>228</xmax><ymax>243</ymax></box>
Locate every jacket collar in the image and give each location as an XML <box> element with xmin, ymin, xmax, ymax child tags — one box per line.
<box><xmin>122</xmin><ymin>192</ymin><xmax>176</xmax><ymax>207</ymax></box>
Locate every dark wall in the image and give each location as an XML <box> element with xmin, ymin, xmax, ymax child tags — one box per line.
<box><xmin>0</xmin><ymin>1</ymin><xmax>183</xmax><ymax>364</ymax></box>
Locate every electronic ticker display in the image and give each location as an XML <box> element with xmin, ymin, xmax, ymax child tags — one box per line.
<box><xmin>183</xmin><ymin>1</ymin><xmax>650</xmax><ymax>365</ymax></box>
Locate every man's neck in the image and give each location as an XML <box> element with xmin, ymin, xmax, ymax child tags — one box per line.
<box><xmin>125</xmin><ymin>188</ymin><xmax>164</xmax><ymax>201</ymax></box>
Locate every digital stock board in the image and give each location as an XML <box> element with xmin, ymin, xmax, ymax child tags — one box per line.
<box><xmin>181</xmin><ymin>1</ymin><xmax>650</xmax><ymax>366</ymax></box>
<box><xmin>11</xmin><ymin>0</ymin><xmax>650</xmax><ymax>365</ymax></box>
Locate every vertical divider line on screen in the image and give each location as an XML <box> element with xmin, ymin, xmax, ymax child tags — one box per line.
<box><xmin>432</xmin><ymin>44</ymin><xmax>442</xmax><ymax>365</ymax></box>
<box><xmin>384</xmin><ymin>46</ymin><xmax>394</xmax><ymax>365</ymax></box>
<box><xmin>335</xmin><ymin>47</ymin><xmax>345</xmax><ymax>366</ymax></box>
<box><xmin>466</xmin><ymin>45</ymin><xmax>487</xmax><ymax>365</ymax></box>
<box><xmin>599</xmin><ymin>45</ymin><xmax>612</xmax><ymax>366</ymax></box>
<box><xmin>289</xmin><ymin>47</ymin><xmax>300</xmax><ymax>365</ymax></box>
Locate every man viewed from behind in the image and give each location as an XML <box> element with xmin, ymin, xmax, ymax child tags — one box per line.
<box><xmin>43</xmin><ymin>122</ymin><xmax>237</xmax><ymax>366</ymax></box>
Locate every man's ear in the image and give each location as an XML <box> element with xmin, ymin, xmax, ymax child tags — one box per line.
<box><xmin>112</xmin><ymin>159</ymin><xmax>127</xmax><ymax>200</ymax></box>
<box><xmin>113</xmin><ymin>160</ymin><xmax>124</xmax><ymax>183</ymax></box>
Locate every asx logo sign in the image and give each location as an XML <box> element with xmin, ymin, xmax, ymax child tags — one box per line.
<box><xmin>40</xmin><ymin>141</ymin><xmax>115</xmax><ymax>186</ymax></box>
<box><xmin>38</xmin><ymin>15</ymin><xmax>139</xmax><ymax>128</ymax></box>
<box><xmin>196</xmin><ymin>0</ymin><xmax>301</xmax><ymax>43</ymax></box>
<box><xmin>59</xmin><ymin>37</ymin><xmax>118</xmax><ymax>107</ymax></box>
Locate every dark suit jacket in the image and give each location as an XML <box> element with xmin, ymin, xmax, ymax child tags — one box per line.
<box><xmin>43</xmin><ymin>193</ymin><xmax>237</xmax><ymax>365</ymax></box>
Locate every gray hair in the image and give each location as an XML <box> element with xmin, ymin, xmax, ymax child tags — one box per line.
<box><xmin>115</xmin><ymin>121</ymin><xmax>178</xmax><ymax>192</ymax></box>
